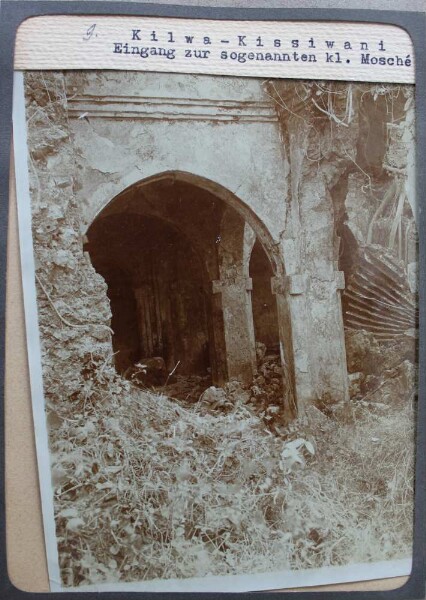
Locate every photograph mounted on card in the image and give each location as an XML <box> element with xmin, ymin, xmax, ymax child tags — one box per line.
<box><xmin>15</xmin><ymin>16</ymin><xmax>415</xmax><ymax>83</ymax></box>
<box><xmin>12</xmin><ymin>13</ymin><xmax>418</xmax><ymax>593</ymax></box>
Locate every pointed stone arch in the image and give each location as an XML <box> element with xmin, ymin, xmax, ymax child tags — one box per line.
<box><xmin>86</xmin><ymin>170</ymin><xmax>296</xmax><ymax>413</ymax></box>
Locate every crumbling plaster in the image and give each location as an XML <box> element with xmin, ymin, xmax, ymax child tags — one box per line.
<box><xmin>26</xmin><ymin>70</ymin><xmax>365</xmax><ymax>415</ymax></box>
<box><xmin>66</xmin><ymin>72</ymin><xmax>289</xmax><ymax>243</ymax></box>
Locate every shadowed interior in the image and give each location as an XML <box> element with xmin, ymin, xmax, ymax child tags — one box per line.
<box><xmin>87</xmin><ymin>174</ymin><xmax>282</xmax><ymax>385</ymax></box>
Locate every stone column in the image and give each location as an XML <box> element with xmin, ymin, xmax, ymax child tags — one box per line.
<box><xmin>296</xmin><ymin>170</ymin><xmax>350</xmax><ymax>405</ymax></box>
<box><xmin>206</xmin><ymin>290</ymin><xmax>228</xmax><ymax>387</ymax></box>
<box><xmin>211</xmin><ymin>275</ymin><xmax>257</xmax><ymax>386</ymax></box>
<box><xmin>215</xmin><ymin>208</ymin><xmax>257</xmax><ymax>386</ymax></box>
<box><xmin>308</xmin><ymin>268</ymin><xmax>349</xmax><ymax>403</ymax></box>
<box><xmin>271</xmin><ymin>274</ymin><xmax>314</xmax><ymax>414</ymax></box>
<box><xmin>265</xmin><ymin>80</ymin><xmax>360</xmax><ymax>411</ymax></box>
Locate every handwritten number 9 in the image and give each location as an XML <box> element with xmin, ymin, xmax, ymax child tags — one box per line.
<box><xmin>83</xmin><ymin>24</ymin><xmax>97</xmax><ymax>41</ymax></box>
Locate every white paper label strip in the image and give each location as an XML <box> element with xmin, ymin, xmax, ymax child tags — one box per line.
<box><xmin>15</xmin><ymin>16</ymin><xmax>415</xmax><ymax>83</ymax></box>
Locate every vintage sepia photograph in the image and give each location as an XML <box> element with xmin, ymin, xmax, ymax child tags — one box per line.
<box><xmin>14</xmin><ymin>70</ymin><xmax>417</xmax><ymax>590</ymax></box>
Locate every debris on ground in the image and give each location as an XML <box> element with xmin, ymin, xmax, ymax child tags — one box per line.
<box><xmin>124</xmin><ymin>356</ymin><xmax>168</xmax><ymax>386</ymax></box>
<box><xmin>161</xmin><ymin>374</ymin><xmax>212</xmax><ymax>404</ymax></box>
<box><xmin>123</xmin><ymin>342</ymin><xmax>290</xmax><ymax>430</ymax></box>
<box><xmin>345</xmin><ymin>329</ymin><xmax>384</xmax><ymax>375</ymax></box>
<box><xmin>345</xmin><ymin>327</ymin><xmax>417</xmax><ymax>412</ymax></box>
<box><xmin>51</xmin><ymin>359</ymin><xmax>414</xmax><ymax>587</ymax></box>
<box><xmin>248</xmin><ymin>352</ymin><xmax>288</xmax><ymax>432</ymax></box>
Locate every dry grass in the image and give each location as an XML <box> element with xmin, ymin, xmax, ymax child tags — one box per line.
<box><xmin>290</xmin><ymin>398</ymin><xmax>415</xmax><ymax>568</ymax></box>
<box><xmin>49</xmin><ymin>362</ymin><xmax>415</xmax><ymax>587</ymax></box>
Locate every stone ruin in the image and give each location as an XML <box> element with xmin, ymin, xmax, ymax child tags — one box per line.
<box><xmin>24</xmin><ymin>72</ymin><xmax>417</xmax><ymax>420</ymax></box>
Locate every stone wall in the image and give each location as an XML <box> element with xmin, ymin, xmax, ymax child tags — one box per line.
<box><xmin>267</xmin><ymin>80</ymin><xmax>417</xmax><ymax>404</ymax></box>
<box><xmin>24</xmin><ymin>72</ymin><xmax>416</xmax><ymax>416</ymax></box>
<box><xmin>267</xmin><ymin>81</ymin><xmax>358</xmax><ymax>407</ymax></box>
<box><xmin>64</xmin><ymin>71</ymin><xmax>351</xmax><ymax>411</ymax></box>
<box><xmin>65</xmin><ymin>72</ymin><xmax>289</xmax><ymax>240</ymax></box>
<box><xmin>24</xmin><ymin>72</ymin><xmax>114</xmax><ymax>407</ymax></box>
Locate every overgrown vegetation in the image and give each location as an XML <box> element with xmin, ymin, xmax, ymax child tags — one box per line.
<box><xmin>25</xmin><ymin>73</ymin><xmax>415</xmax><ymax>588</ymax></box>
<box><xmin>49</xmin><ymin>358</ymin><xmax>414</xmax><ymax>587</ymax></box>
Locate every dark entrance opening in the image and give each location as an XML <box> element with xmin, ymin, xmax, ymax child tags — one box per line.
<box><xmin>87</xmin><ymin>213</ymin><xmax>210</xmax><ymax>377</ymax></box>
<box><xmin>86</xmin><ymin>171</ymin><xmax>293</xmax><ymax>411</ymax></box>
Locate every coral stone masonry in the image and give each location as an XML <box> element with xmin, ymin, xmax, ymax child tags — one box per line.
<box><xmin>25</xmin><ymin>72</ymin><xmax>416</xmax><ymax>419</ymax></box>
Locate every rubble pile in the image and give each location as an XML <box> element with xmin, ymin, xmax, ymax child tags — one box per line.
<box><xmin>345</xmin><ymin>327</ymin><xmax>417</xmax><ymax>408</ymax></box>
<box><xmin>249</xmin><ymin>357</ymin><xmax>284</xmax><ymax>407</ymax></box>
<box><xmin>136</xmin><ymin>342</ymin><xmax>289</xmax><ymax>433</ymax></box>
<box><xmin>345</xmin><ymin>329</ymin><xmax>385</xmax><ymax>375</ymax></box>
<box><xmin>161</xmin><ymin>374</ymin><xmax>212</xmax><ymax>404</ymax></box>
<box><xmin>247</xmin><ymin>343</ymin><xmax>288</xmax><ymax>431</ymax></box>
<box><xmin>198</xmin><ymin>381</ymin><xmax>246</xmax><ymax>414</ymax></box>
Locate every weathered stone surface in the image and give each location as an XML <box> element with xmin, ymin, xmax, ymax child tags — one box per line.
<box><xmin>200</xmin><ymin>386</ymin><xmax>229</xmax><ymax>408</ymax></box>
<box><xmin>348</xmin><ymin>372</ymin><xmax>364</xmax><ymax>398</ymax></box>
<box><xmin>24</xmin><ymin>73</ymin><xmax>416</xmax><ymax>419</ymax></box>
<box><xmin>25</xmin><ymin>73</ymin><xmax>114</xmax><ymax>406</ymax></box>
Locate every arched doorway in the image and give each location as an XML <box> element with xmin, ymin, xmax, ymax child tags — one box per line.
<box><xmin>86</xmin><ymin>172</ymin><xmax>294</xmax><ymax>409</ymax></box>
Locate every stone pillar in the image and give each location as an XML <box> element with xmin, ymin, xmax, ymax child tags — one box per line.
<box><xmin>295</xmin><ymin>169</ymin><xmax>350</xmax><ymax>405</ymax></box>
<box><xmin>308</xmin><ymin>268</ymin><xmax>349</xmax><ymax>403</ymax></box>
<box><xmin>271</xmin><ymin>274</ymin><xmax>313</xmax><ymax>413</ymax></box>
<box><xmin>206</xmin><ymin>290</ymin><xmax>228</xmax><ymax>387</ymax></box>
<box><xmin>265</xmin><ymin>80</ymin><xmax>360</xmax><ymax>412</ymax></box>
<box><xmin>272</xmin><ymin>268</ymin><xmax>349</xmax><ymax>408</ymax></box>
<box><xmin>215</xmin><ymin>208</ymin><xmax>257</xmax><ymax>386</ymax></box>
<box><xmin>212</xmin><ymin>276</ymin><xmax>257</xmax><ymax>385</ymax></box>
